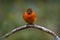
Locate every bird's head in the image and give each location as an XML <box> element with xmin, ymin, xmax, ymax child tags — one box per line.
<box><xmin>26</xmin><ymin>8</ymin><xmax>32</xmax><ymax>14</ymax></box>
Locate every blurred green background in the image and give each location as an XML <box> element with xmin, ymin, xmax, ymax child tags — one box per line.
<box><xmin>0</xmin><ymin>0</ymin><xmax>60</xmax><ymax>40</ymax></box>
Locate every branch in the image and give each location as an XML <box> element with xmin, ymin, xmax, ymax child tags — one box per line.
<box><xmin>1</xmin><ymin>25</ymin><xmax>27</xmax><ymax>38</ymax></box>
<box><xmin>1</xmin><ymin>24</ymin><xmax>59</xmax><ymax>39</ymax></box>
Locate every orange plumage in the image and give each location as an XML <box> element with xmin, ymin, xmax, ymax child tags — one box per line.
<box><xmin>23</xmin><ymin>8</ymin><xmax>36</xmax><ymax>24</ymax></box>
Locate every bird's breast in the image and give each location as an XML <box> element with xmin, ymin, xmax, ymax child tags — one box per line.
<box><xmin>23</xmin><ymin>11</ymin><xmax>36</xmax><ymax>24</ymax></box>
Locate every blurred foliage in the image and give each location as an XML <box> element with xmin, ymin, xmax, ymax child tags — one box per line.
<box><xmin>0</xmin><ymin>0</ymin><xmax>60</xmax><ymax>40</ymax></box>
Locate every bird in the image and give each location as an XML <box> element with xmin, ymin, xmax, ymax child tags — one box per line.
<box><xmin>23</xmin><ymin>8</ymin><xmax>36</xmax><ymax>25</ymax></box>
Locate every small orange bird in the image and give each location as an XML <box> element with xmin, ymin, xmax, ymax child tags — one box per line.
<box><xmin>23</xmin><ymin>8</ymin><xmax>36</xmax><ymax>24</ymax></box>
